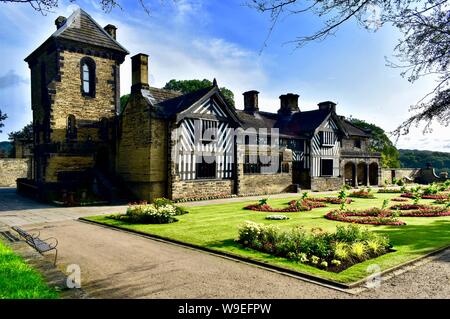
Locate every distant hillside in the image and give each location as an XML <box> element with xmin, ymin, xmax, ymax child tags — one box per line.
<box><xmin>399</xmin><ymin>149</ymin><xmax>450</xmax><ymax>173</ymax></box>
<box><xmin>0</xmin><ymin>141</ymin><xmax>12</xmax><ymax>157</ymax></box>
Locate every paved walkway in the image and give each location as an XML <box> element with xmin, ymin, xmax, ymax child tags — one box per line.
<box><xmin>0</xmin><ymin>188</ymin><xmax>126</xmax><ymax>226</ymax></box>
<box><xmin>0</xmin><ymin>188</ymin><xmax>448</xmax><ymax>298</ymax></box>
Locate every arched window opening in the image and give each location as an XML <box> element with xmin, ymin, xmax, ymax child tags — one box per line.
<box><xmin>80</xmin><ymin>57</ymin><xmax>96</xmax><ymax>97</ymax></box>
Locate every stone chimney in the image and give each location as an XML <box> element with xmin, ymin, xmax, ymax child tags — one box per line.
<box><xmin>131</xmin><ymin>53</ymin><xmax>149</xmax><ymax>93</ymax></box>
<box><xmin>318</xmin><ymin>101</ymin><xmax>337</xmax><ymax>112</ymax></box>
<box><xmin>104</xmin><ymin>24</ymin><xmax>117</xmax><ymax>40</ymax></box>
<box><xmin>243</xmin><ymin>90</ymin><xmax>259</xmax><ymax>113</ymax></box>
<box><xmin>55</xmin><ymin>16</ymin><xmax>67</xmax><ymax>29</ymax></box>
<box><xmin>278</xmin><ymin>93</ymin><xmax>300</xmax><ymax>115</ymax></box>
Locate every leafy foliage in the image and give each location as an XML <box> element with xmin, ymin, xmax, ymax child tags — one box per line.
<box><xmin>107</xmin><ymin>199</ymin><xmax>188</xmax><ymax>224</ymax></box>
<box><xmin>251</xmin><ymin>0</ymin><xmax>449</xmax><ymax>138</ymax></box>
<box><xmin>349</xmin><ymin>118</ymin><xmax>400</xmax><ymax>168</ymax></box>
<box><xmin>8</xmin><ymin>122</ymin><xmax>33</xmax><ymax>141</ymax></box>
<box><xmin>0</xmin><ymin>109</ymin><xmax>6</xmax><ymax>134</ymax></box>
<box><xmin>164</xmin><ymin>79</ymin><xmax>235</xmax><ymax>108</ymax></box>
<box><xmin>120</xmin><ymin>94</ymin><xmax>130</xmax><ymax>114</ymax></box>
<box><xmin>399</xmin><ymin>149</ymin><xmax>450</xmax><ymax>174</ymax></box>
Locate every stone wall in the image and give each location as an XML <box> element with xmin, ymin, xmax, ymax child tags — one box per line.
<box><xmin>381</xmin><ymin>168</ymin><xmax>419</xmax><ymax>184</ymax></box>
<box><xmin>0</xmin><ymin>159</ymin><xmax>30</xmax><ymax>187</ymax></box>
<box><xmin>311</xmin><ymin>176</ymin><xmax>342</xmax><ymax>192</ymax></box>
<box><xmin>45</xmin><ymin>155</ymin><xmax>94</xmax><ymax>182</ymax></box>
<box><xmin>239</xmin><ymin>174</ymin><xmax>292</xmax><ymax>195</ymax></box>
<box><xmin>171</xmin><ymin>179</ymin><xmax>234</xmax><ymax>200</ymax></box>
<box><xmin>51</xmin><ymin>50</ymin><xmax>118</xmax><ymax>143</ymax></box>
<box><xmin>117</xmin><ymin>92</ymin><xmax>170</xmax><ymax>201</ymax></box>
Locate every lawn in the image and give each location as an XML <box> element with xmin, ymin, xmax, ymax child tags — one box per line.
<box><xmin>0</xmin><ymin>241</ymin><xmax>58</xmax><ymax>299</ymax></box>
<box><xmin>84</xmin><ymin>193</ymin><xmax>450</xmax><ymax>284</ymax></box>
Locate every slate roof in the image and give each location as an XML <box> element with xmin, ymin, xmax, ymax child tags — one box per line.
<box><xmin>129</xmin><ymin>82</ymin><xmax>370</xmax><ymax>140</ymax></box>
<box><xmin>54</xmin><ymin>9</ymin><xmax>128</xmax><ymax>53</ymax></box>
<box><xmin>236</xmin><ymin>108</ymin><xmax>370</xmax><ymax>139</ymax></box>
<box><xmin>25</xmin><ymin>8</ymin><xmax>128</xmax><ymax>62</ymax></box>
<box><xmin>153</xmin><ymin>86</ymin><xmax>214</xmax><ymax>118</ymax></box>
<box><xmin>341</xmin><ymin>120</ymin><xmax>371</xmax><ymax>137</ymax></box>
<box><xmin>148</xmin><ymin>87</ymin><xmax>183</xmax><ymax>104</ymax></box>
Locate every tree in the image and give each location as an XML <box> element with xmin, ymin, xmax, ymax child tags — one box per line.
<box><xmin>0</xmin><ymin>109</ymin><xmax>6</xmax><ymax>134</ymax></box>
<box><xmin>164</xmin><ymin>79</ymin><xmax>236</xmax><ymax>108</ymax></box>
<box><xmin>348</xmin><ymin>117</ymin><xmax>400</xmax><ymax>168</ymax></box>
<box><xmin>120</xmin><ymin>94</ymin><xmax>130</xmax><ymax>114</ymax></box>
<box><xmin>250</xmin><ymin>0</ymin><xmax>449</xmax><ymax>137</ymax></box>
<box><xmin>8</xmin><ymin>122</ymin><xmax>33</xmax><ymax>141</ymax></box>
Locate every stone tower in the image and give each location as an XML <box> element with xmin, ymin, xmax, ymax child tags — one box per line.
<box><xmin>24</xmin><ymin>9</ymin><xmax>128</xmax><ymax>197</ymax></box>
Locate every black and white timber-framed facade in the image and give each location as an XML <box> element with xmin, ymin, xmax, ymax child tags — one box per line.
<box><xmin>19</xmin><ymin>8</ymin><xmax>381</xmax><ymax>202</ymax></box>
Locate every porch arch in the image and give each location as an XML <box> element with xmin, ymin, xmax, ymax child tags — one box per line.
<box><xmin>369</xmin><ymin>162</ymin><xmax>379</xmax><ymax>186</ymax></box>
<box><xmin>344</xmin><ymin>162</ymin><xmax>356</xmax><ymax>187</ymax></box>
<box><xmin>357</xmin><ymin>162</ymin><xmax>368</xmax><ymax>186</ymax></box>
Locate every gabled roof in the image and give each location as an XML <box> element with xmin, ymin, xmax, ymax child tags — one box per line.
<box><xmin>236</xmin><ymin>107</ymin><xmax>372</xmax><ymax>140</ymax></box>
<box><xmin>236</xmin><ymin>108</ymin><xmax>337</xmax><ymax>138</ymax></box>
<box><xmin>281</xmin><ymin>109</ymin><xmax>332</xmax><ymax>137</ymax></box>
<box><xmin>140</xmin><ymin>85</ymin><xmax>241</xmax><ymax>125</ymax></box>
<box><xmin>25</xmin><ymin>8</ymin><xmax>128</xmax><ymax>62</ymax></box>
<box><xmin>154</xmin><ymin>86</ymin><xmax>213</xmax><ymax>118</ymax></box>
<box><xmin>341</xmin><ymin>120</ymin><xmax>372</xmax><ymax>137</ymax></box>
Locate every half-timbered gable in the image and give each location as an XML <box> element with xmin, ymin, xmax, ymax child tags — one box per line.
<box><xmin>310</xmin><ymin>116</ymin><xmax>343</xmax><ymax>178</ymax></box>
<box><xmin>168</xmin><ymin>87</ymin><xmax>240</xmax><ymax>181</ymax></box>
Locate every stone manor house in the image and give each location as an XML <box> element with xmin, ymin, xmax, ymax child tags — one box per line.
<box><xmin>18</xmin><ymin>9</ymin><xmax>381</xmax><ymax>202</ymax></box>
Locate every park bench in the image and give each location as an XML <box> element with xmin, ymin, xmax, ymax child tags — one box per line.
<box><xmin>12</xmin><ymin>226</ymin><xmax>58</xmax><ymax>265</ymax></box>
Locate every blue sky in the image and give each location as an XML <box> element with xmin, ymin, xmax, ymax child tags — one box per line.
<box><xmin>0</xmin><ymin>0</ymin><xmax>448</xmax><ymax>151</ymax></box>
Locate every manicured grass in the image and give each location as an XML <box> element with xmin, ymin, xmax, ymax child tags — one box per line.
<box><xmin>0</xmin><ymin>241</ymin><xmax>58</xmax><ymax>299</ymax></box>
<box><xmin>85</xmin><ymin>193</ymin><xmax>450</xmax><ymax>284</ymax></box>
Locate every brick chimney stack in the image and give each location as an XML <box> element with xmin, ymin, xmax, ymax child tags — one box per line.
<box><xmin>243</xmin><ymin>90</ymin><xmax>259</xmax><ymax>113</ymax></box>
<box><xmin>278</xmin><ymin>93</ymin><xmax>300</xmax><ymax>115</ymax></box>
<box><xmin>318</xmin><ymin>101</ymin><xmax>337</xmax><ymax>112</ymax></box>
<box><xmin>55</xmin><ymin>16</ymin><xmax>67</xmax><ymax>29</ymax></box>
<box><xmin>104</xmin><ymin>24</ymin><xmax>117</xmax><ymax>40</ymax></box>
<box><xmin>131</xmin><ymin>53</ymin><xmax>150</xmax><ymax>93</ymax></box>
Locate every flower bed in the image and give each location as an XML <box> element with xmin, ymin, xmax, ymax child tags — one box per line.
<box><xmin>288</xmin><ymin>199</ymin><xmax>329</xmax><ymax>209</ymax></box>
<box><xmin>389</xmin><ymin>204</ymin><xmax>432</xmax><ymax>210</ymax></box>
<box><xmin>396</xmin><ymin>209</ymin><xmax>450</xmax><ymax>217</ymax></box>
<box><xmin>325</xmin><ymin>205</ymin><xmax>450</xmax><ymax>225</ymax></box>
<box><xmin>325</xmin><ymin>209</ymin><xmax>406</xmax><ymax>226</ymax></box>
<box><xmin>377</xmin><ymin>189</ymin><xmax>403</xmax><ymax>193</ymax></box>
<box><xmin>107</xmin><ymin>198</ymin><xmax>188</xmax><ymax>224</ymax></box>
<box><xmin>265</xmin><ymin>215</ymin><xmax>290</xmax><ymax>220</ymax></box>
<box><xmin>305</xmin><ymin>197</ymin><xmax>354</xmax><ymax>205</ymax></box>
<box><xmin>244</xmin><ymin>202</ymin><xmax>309</xmax><ymax>212</ymax></box>
<box><xmin>400</xmin><ymin>193</ymin><xmax>449</xmax><ymax>200</ymax></box>
<box><xmin>391</xmin><ymin>197</ymin><xmax>409</xmax><ymax>202</ymax></box>
<box><xmin>237</xmin><ymin>222</ymin><xmax>392</xmax><ymax>272</ymax></box>
<box><xmin>250</xmin><ymin>203</ymin><xmax>306</xmax><ymax>212</ymax></box>
<box><xmin>349</xmin><ymin>190</ymin><xmax>376</xmax><ymax>199</ymax></box>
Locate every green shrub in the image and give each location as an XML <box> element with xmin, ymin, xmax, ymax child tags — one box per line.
<box><xmin>236</xmin><ymin>222</ymin><xmax>390</xmax><ymax>271</ymax></box>
<box><xmin>310</xmin><ymin>256</ymin><xmax>320</xmax><ymax>265</ymax></box>
<box><xmin>331</xmin><ymin>259</ymin><xmax>342</xmax><ymax>267</ymax></box>
<box><xmin>366</xmin><ymin>239</ymin><xmax>384</xmax><ymax>254</ymax></box>
<box><xmin>334</xmin><ymin>224</ymin><xmax>374</xmax><ymax>243</ymax></box>
<box><xmin>108</xmin><ymin>200</ymin><xmax>189</xmax><ymax>224</ymax></box>
<box><xmin>332</xmin><ymin>242</ymin><xmax>350</xmax><ymax>261</ymax></box>
<box><xmin>350</xmin><ymin>242</ymin><xmax>367</xmax><ymax>261</ymax></box>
